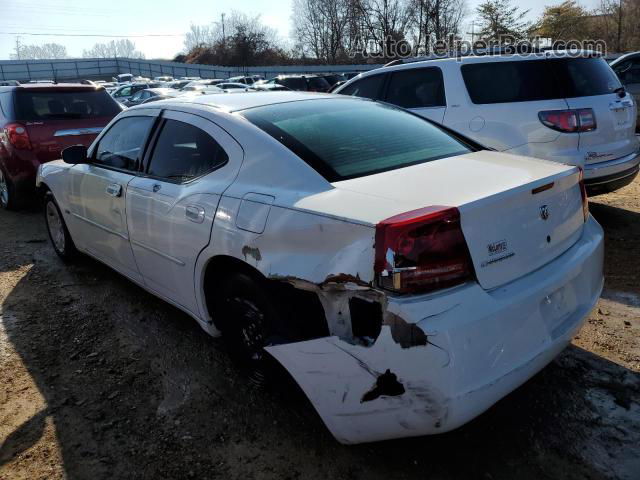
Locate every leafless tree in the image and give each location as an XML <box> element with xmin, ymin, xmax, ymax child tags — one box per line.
<box><xmin>82</xmin><ymin>39</ymin><xmax>145</xmax><ymax>59</ymax></box>
<box><xmin>11</xmin><ymin>42</ymin><xmax>68</xmax><ymax>60</ymax></box>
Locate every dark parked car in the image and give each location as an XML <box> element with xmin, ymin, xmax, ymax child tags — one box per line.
<box><xmin>111</xmin><ymin>82</ymin><xmax>162</xmax><ymax>104</ymax></box>
<box><xmin>265</xmin><ymin>75</ymin><xmax>331</xmax><ymax>92</ymax></box>
<box><xmin>0</xmin><ymin>84</ymin><xmax>122</xmax><ymax>209</ymax></box>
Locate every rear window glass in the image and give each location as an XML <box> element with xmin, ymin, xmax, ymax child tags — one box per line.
<box><xmin>242</xmin><ymin>98</ymin><xmax>472</xmax><ymax>181</ymax></box>
<box><xmin>461</xmin><ymin>57</ymin><xmax>622</xmax><ymax>104</ymax></box>
<box><xmin>15</xmin><ymin>90</ymin><xmax>121</xmax><ymax>120</ymax></box>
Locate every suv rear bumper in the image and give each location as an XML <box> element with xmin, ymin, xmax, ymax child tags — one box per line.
<box><xmin>584</xmin><ymin>151</ymin><xmax>640</xmax><ymax>195</ymax></box>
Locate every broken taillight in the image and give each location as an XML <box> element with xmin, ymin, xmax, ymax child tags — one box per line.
<box><xmin>5</xmin><ymin>123</ymin><xmax>31</xmax><ymax>150</ymax></box>
<box><xmin>374</xmin><ymin>206</ymin><xmax>476</xmax><ymax>294</ymax></box>
<box><xmin>578</xmin><ymin>167</ymin><xmax>589</xmax><ymax>221</ymax></box>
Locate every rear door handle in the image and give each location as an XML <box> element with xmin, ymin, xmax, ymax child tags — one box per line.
<box><xmin>185</xmin><ymin>205</ymin><xmax>205</xmax><ymax>223</ymax></box>
<box><xmin>106</xmin><ymin>183</ymin><xmax>122</xmax><ymax>197</ymax></box>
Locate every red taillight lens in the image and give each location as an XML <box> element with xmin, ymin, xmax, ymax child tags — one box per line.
<box><xmin>578</xmin><ymin>167</ymin><xmax>589</xmax><ymax>221</ymax></box>
<box><xmin>5</xmin><ymin>123</ymin><xmax>31</xmax><ymax>150</ymax></box>
<box><xmin>374</xmin><ymin>206</ymin><xmax>475</xmax><ymax>294</ymax></box>
<box><xmin>539</xmin><ymin>108</ymin><xmax>596</xmax><ymax>133</ymax></box>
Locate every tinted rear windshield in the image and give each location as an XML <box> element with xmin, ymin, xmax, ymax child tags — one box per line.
<box><xmin>461</xmin><ymin>57</ymin><xmax>622</xmax><ymax>104</ymax></box>
<box><xmin>15</xmin><ymin>89</ymin><xmax>121</xmax><ymax>121</ymax></box>
<box><xmin>242</xmin><ymin>98</ymin><xmax>472</xmax><ymax>181</ymax></box>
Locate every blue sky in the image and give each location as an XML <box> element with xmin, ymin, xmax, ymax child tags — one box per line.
<box><xmin>0</xmin><ymin>0</ymin><xmax>602</xmax><ymax>60</ymax></box>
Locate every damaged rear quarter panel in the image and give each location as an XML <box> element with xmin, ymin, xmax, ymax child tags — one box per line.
<box><xmin>194</xmin><ymin>194</ymin><xmax>378</xmax><ymax>333</ymax></box>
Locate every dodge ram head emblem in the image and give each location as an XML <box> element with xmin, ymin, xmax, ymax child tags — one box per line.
<box><xmin>539</xmin><ymin>205</ymin><xmax>550</xmax><ymax>221</ymax></box>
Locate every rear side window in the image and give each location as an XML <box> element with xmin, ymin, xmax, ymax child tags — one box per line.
<box><xmin>243</xmin><ymin>98</ymin><xmax>471</xmax><ymax>181</ymax></box>
<box><xmin>279</xmin><ymin>78</ymin><xmax>306</xmax><ymax>90</ymax></box>
<box><xmin>385</xmin><ymin>67</ymin><xmax>445</xmax><ymax>108</ymax></box>
<box><xmin>462</xmin><ymin>60</ymin><xmax>560</xmax><ymax>104</ymax></box>
<box><xmin>15</xmin><ymin>90</ymin><xmax>121</xmax><ymax>121</ymax></box>
<box><xmin>147</xmin><ymin>119</ymin><xmax>228</xmax><ymax>182</ymax></box>
<box><xmin>338</xmin><ymin>74</ymin><xmax>385</xmax><ymax>99</ymax></box>
<box><xmin>94</xmin><ymin>116</ymin><xmax>154</xmax><ymax>171</ymax></box>
<box><xmin>462</xmin><ymin>57</ymin><xmax>622</xmax><ymax>104</ymax></box>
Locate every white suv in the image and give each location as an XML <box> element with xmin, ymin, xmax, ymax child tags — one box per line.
<box><xmin>335</xmin><ymin>51</ymin><xmax>640</xmax><ymax>195</ymax></box>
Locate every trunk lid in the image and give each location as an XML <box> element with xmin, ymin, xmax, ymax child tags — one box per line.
<box><xmin>322</xmin><ymin>151</ymin><xmax>584</xmax><ymax>290</ymax></box>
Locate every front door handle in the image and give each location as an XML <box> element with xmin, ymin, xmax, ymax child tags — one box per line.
<box><xmin>106</xmin><ymin>183</ymin><xmax>122</xmax><ymax>197</ymax></box>
<box><xmin>185</xmin><ymin>205</ymin><xmax>205</xmax><ymax>223</ymax></box>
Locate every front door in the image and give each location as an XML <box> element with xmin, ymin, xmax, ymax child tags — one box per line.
<box><xmin>67</xmin><ymin>114</ymin><xmax>156</xmax><ymax>283</ymax></box>
<box><xmin>126</xmin><ymin>110</ymin><xmax>243</xmax><ymax>313</ymax></box>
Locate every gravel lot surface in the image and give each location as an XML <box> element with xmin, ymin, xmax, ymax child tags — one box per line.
<box><xmin>0</xmin><ymin>179</ymin><xmax>639</xmax><ymax>480</ymax></box>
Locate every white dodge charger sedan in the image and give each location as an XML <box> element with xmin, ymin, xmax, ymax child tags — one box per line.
<box><xmin>36</xmin><ymin>92</ymin><xmax>604</xmax><ymax>444</ymax></box>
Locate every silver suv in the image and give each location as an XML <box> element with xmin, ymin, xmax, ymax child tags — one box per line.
<box><xmin>335</xmin><ymin>51</ymin><xmax>639</xmax><ymax>194</ymax></box>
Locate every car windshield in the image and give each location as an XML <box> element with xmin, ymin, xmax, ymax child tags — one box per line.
<box><xmin>242</xmin><ymin>98</ymin><xmax>472</xmax><ymax>181</ymax></box>
<box><xmin>15</xmin><ymin>89</ymin><xmax>121</xmax><ymax>120</ymax></box>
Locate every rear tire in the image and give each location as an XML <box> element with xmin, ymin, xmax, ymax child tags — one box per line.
<box><xmin>214</xmin><ymin>272</ymin><xmax>280</xmax><ymax>382</ymax></box>
<box><xmin>0</xmin><ymin>166</ymin><xmax>17</xmax><ymax>210</ymax></box>
<box><xmin>44</xmin><ymin>192</ymin><xmax>77</xmax><ymax>262</ymax></box>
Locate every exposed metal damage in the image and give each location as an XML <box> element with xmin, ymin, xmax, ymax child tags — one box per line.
<box><xmin>268</xmin><ymin>273</ymin><xmax>438</xmax><ymax>350</ymax></box>
<box><xmin>260</xmin><ymin>271</ymin><xmax>453</xmax><ymax>443</ymax></box>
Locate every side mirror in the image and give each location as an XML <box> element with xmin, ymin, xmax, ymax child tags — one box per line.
<box><xmin>62</xmin><ymin>145</ymin><xmax>89</xmax><ymax>164</ymax></box>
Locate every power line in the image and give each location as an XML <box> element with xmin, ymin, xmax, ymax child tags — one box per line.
<box><xmin>0</xmin><ymin>31</ymin><xmax>183</xmax><ymax>38</ymax></box>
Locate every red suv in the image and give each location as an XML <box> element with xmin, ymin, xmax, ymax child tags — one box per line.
<box><xmin>0</xmin><ymin>84</ymin><xmax>122</xmax><ymax>209</ymax></box>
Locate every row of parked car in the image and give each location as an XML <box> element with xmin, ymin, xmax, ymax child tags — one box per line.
<box><xmin>0</xmin><ymin>49</ymin><xmax>636</xmax><ymax>444</ymax></box>
<box><xmin>104</xmin><ymin>72</ymin><xmax>358</xmax><ymax>107</ymax></box>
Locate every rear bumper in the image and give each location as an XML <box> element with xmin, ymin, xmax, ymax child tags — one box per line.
<box><xmin>583</xmin><ymin>151</ymin><xmax>640</xmax><ymax>195</ymax></box>
<box><xmin>267</xmin><ymin>217</ymin><xmax>604</xmax><ymax>444</ymax></box>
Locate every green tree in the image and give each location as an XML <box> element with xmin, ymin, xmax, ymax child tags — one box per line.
<box><xmin>476</xmin><ymin>0</ymin><xmax>531</xmax><ymax>42</ymax></box>
<box><xmin>536</xmin><ymin>1</ymin><xmax>590</xmax><ymax>41</ymax></box>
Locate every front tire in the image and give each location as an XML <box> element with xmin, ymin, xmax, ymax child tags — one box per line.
<box><xmin>44</xmin><ymin>192</ymin><xmax>77</xmax><ymax>261</ymax></box>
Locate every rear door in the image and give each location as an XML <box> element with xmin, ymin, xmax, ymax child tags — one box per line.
<box><xmin>385</xmin><ymin>66</ymin><xmax>447</xmax><ymax>123</ymax></box>
<box><xmin>14</xmin><ymin>88</ymin><xmax>122</xmax><ymax>162</ymax></box>
<box><xmin>126</xmin><ymin>110</ymin><xmax>243</xmax><ymax>313</ymax></box>
<box><xmin>560</xmin><ymin>57</ymin><xmax>638</xmax><ymax>164</ymax></box>
<box><xmin>67</xmin><ymin>111</ymin><xmax>158</xmax><ymax>283</ymax></box>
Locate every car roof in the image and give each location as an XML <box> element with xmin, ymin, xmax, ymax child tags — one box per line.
<box><xmin>148</xmin><ymin>91</ymin><xmax>333</xmax><ymax>113</ymax></box>
<box><xmin>0</xmin><ymin>83</ymin><xmax>105</xmax><ymax>93</ymax></box>
<box><xmin>346</xmin><ymin>49</ymin><xmax>604</xmax><ymax>82</ymax></box>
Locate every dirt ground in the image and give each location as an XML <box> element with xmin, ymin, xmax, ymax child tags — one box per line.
<box><xmin>0</xmin><ymin>180</ymin><xmax>639</xmax><ymax>480</ymax></box>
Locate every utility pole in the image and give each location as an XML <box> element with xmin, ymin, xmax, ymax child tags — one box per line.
<box><xmin>466</xmin><ymin>21</ymin><xmax>479</xmax><ymax>45</ymax></box>
<box><xmin>617</xmin><ymin>0</ymin><xmax>622</xmax><ymax>53</ymax></box>
<box><xmin>15</xmin><ymin>36</ymin><xmax>22</xmax><ymax>60</ymax></box>
<box><xmin>221</xmin><ymin>13</ymin><xmax>226</xmax><ymax>46</ymax></box>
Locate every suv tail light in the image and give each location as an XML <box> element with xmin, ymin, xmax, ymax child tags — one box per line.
<box><xmin>5</xmin><ymin>123</ymin><xmax>31</xmax><ymax>150</ymax></box>
<box><xmin>374</xmin><ymin>206</ymin><xmax>476</xmax><ymax>294</ymax></box>
<box><xmin>578</xmin><ymin>167</ymin><xmax>589</xmax><ymax>221</ymax></box>
<box><xmin>538</xmin><ymin>108</ymin><xmax>596</xmax><ymax>133</ymax></box>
